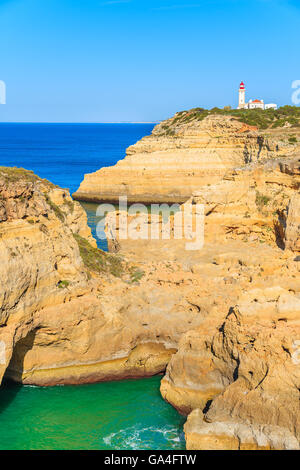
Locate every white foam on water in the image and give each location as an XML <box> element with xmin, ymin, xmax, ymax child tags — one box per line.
<box><xmin>102</xmin><ymin>424</ymin><xmax>183</xmax><ymax>450</ymax></box>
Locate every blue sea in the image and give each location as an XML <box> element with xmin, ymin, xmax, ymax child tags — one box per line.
<box><xmin>0</xmin><ymin>123</ymin><xmax>154</xmax><ymax>249</ymax></box>
<box><xmin>0</xmin><ymin>123</ymin><xmax>186</xmax><ymax>450</ymax></box>
<box><xmin>0</xmin><ymin>122</ymin><xmax>154</xmax><ymax>194</ymax></box>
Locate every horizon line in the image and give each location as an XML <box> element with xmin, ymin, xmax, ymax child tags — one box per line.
<box><xmin>0</xmin><ymin>121</ymin><xmax>161</xmax><ymax>124</ymax></box>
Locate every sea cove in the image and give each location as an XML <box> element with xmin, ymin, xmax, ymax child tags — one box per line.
<box><xmin>0</xmin><ymin>377</ymin><xmax>185</xmax><ymax>450</ymax></box>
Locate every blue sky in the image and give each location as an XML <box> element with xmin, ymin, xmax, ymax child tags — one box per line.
<box><xmin>0</xmin><ymin>0</ymin><xmax>299</xmax><ymax>122</ymax></box>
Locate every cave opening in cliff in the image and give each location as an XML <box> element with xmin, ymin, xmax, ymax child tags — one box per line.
<box><xmin>3</xmin><ymin>330</ymin><xmax>37</xmax><ymax>384</ymax></box>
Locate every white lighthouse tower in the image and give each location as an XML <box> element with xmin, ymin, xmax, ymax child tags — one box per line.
<box><xmin>238</xmin><ymin>81</ymin><xmax>246</xmax><ymax>109</ymax></box>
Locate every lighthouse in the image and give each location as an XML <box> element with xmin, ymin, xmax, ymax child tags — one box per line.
<box><xmin>236</xmin><ymin>81</ymin><xmax>277</xmax><ymax>110</ymax></box>
<box><xmin>238</xmin><ymin>81</ymin><xmax>246</xmax><ymax>109</ymax></box>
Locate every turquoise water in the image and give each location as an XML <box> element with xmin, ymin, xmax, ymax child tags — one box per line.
<box><xmin>80</xmin><ymin>200</ymin><xmax>108</xmax><ymax>251</ymax></box>
<box><xmin>0</xmin><ymin>377</ymin><xmax>185</xmax><ymax>450</ymax></box>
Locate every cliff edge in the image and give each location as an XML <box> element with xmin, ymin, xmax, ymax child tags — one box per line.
<box><xmin>73</xmin><ymin>113</ymin><xmax>291</xmax><ymax>204</ymax></box>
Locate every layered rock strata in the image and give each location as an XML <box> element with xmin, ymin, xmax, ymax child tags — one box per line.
<box><xmin>73</xmin><ymin>115</ymin><xmax>286</xmax><ymax>204</ymax></box>
<box><xmin>103</xmin><ymin>157</ymin><xmax>300</xmax><ymax>261</ymax></box>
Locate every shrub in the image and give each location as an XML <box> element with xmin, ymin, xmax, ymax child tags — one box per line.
<box><xmin>129</xmin><ymin>267</ymin><xmax>145</xmax><ymax>283</ymax></box>
<box><xmin>44</xmin><ymin>193</ymin><xmax>65</xmax><ymax>222</ymax></box>
<box><xmin>73</xmin><ymin>233</ymin><xmax>124</xmax><ymax>277</ymax></box>
<box><xmin>162</xmin><ymin>105</ymin><xmax>300</xmax><ymax>131</ymax></box>
<box><xmin>0</xmin><ymin>166</ymin><xmax>56</xmax><ymax>186</ymax></box>
<box><xmin>57</xmin><ymin>280</ymin><xmax>70</xmax><ymax>289</ymax></box>
<box><xmin>64</xmin><ymin>198</ymin><xmax>75</xmax><ymax>213</ymax></box>
<box><xmin>256</xmin><ymin>191</ymin><xmax>271</xmax><ymax>209</ymax></box>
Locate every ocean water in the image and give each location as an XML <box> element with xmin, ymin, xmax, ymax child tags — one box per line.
<box><xmin>0</xmin><ymin>377</ymin><xmax>185</xmax><ymax>450</ymax></box>
<box><xmin>0</xmin><ymin>123</ymin><xmax>154</xmax><ymax>195</ymax></box>
<box><xmin>0</xmin><ymin>123</ymin><xmax>185</xmax><ymax>450</ymax></box>
<box><xmin>0</xmin><ymin>123</ymin><xmax>155</xmax><ymax>250</ymax></box>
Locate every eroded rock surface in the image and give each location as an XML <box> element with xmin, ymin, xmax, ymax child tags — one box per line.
<box><xmin>73</xmin><ymin>115</ymin><xmax>286</xmax><ymax>204</ymax></box>
<box><xmin>98</xmin><ymin>151</ymin><xmax>300</xmax><ymax>449</ymax></box>
<box><xmin>184</xmin><ymin>409</ymin><xmax>300</xmax><ymax>450</ymax></box>
<box><xmin>176</xmin><ymin>286</ymin><xmax>300</xmax><ymax>450</ymax></box>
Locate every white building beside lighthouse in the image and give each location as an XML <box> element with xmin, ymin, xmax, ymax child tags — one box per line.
<box><xmin>237</xmin><ymin>81</ymin><xmax>277</xmax><ymax>110</ymax></box>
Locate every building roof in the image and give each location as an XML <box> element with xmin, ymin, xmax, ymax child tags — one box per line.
<box><xmin>251</xmin><ymin>99</ymin><xmax>263</xmax><ymax>103</ymax></box>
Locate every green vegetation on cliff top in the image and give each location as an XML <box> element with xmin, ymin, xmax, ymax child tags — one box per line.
<box><xmin>73</xmin><ymin>234</ymin><xmax>145</xmax><ymax>283</ymax></box>
<box><xmin>73</xmin><ymin>233</ymin><xmax>124</xmax><ymax>278</ymax></box>
<box><xmin>160</xmin><ymin>105</ymin><xmax>300</xmax><ymax>132</ymax></box>
<box><xmin>0</xmin><ymin>166</ymin><xmax>57</xmax><ymax>186</ymax></box>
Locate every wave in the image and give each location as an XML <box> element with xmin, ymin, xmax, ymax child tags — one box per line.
<box><xmin>103</xmin><ymin>424</ymin><xmax>184</xmax><ymax>450</ymax></box>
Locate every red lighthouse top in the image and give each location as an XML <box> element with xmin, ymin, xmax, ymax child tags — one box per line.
<box><xmin>239</xmin><ymin>81</ymin><xmax>245</xmax><ymax>90</ymax></box>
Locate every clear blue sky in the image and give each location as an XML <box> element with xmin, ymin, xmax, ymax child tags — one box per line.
<box><xmin>0</xmin><ymin>0</ymin><xmax>299</xmax><ymax>122</ymax></box>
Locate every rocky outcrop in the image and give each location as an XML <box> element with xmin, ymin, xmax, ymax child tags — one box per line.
<box><xmin>73</xmin><ymin>115</ymin><xmax>285</xmax><ymax>204</ymax></box>
<box><xmin>101</xmin><ymin>157</ymin><xmax>299</xmax><ymax>267</ymax></box>
<box><xmin>285</xmin><ymin>193</ymin><xmax>300</xmax><ymax>252</ymax></box>
<box><xmin>93</xmin><ymin>146</ymin><xmax>299</xmax><ymax>449</ymax></box>
<box><xmin>102</xmin><ymin>188</ymin><xmax>300</xmax><ymax>451</ymax></box>
<box><xmin>184</xmin><ymin>409</ymin><xmax>300</xmax><ymax>450</ymax></box>
<box><xmin>0</xmin><ymin>167</ymin><xmax>204</xmax><ymax>386</ymax></box>
<box><xmin>176</xmin><ymin>287</ymin><xmax>300</xmax><ymax>450</ymax></box>
<box><xmin>184</xmin><ymin>157</ymin><xmax>300</xmax><ymax>249</ymax></box>
<box><xmin>155</xmin><ymin>156</ymin><xmax>300</xmax><ymax>449</ymax></box>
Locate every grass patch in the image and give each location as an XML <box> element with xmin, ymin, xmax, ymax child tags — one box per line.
<box><xmin>73</xmin><ymin>233</ymin><xmax>124</xmax><ymax>277</ymax></box>
<box><xmin>44</xmin><ymin>193</ymin><xmax>65</xmax><ymax>222</ymax></box>
<box><xmin>57</xmin><ymin>280</ymin><xmax>70</xmax><ymax>289</ymax></box>
<box><xmin>255</xmin><ymin>191</ymin><xmax>271</xmax><ymax>209</ymax></box>
<box><xmin>129</xmin><ymin>267</ymin><xmax>145</xmax><ymax>283</ymax></box>
<box><xmin>64</xmin><ymin>198</ymin><xmax>75</xmax><ymax>213</ymax></box>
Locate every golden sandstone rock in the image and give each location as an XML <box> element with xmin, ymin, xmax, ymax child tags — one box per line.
<box><xmin>184</xmin><ymin>409</ymin><xmax>300</xmax><ymax>450</ymax></box>
<box><xmin>0</xmin><ymin>168</ymin><xmax>203</xmax><ymax>387</ymax></box>
<box><xmin>73</xmin><ymin>115</ymin><xmax>285</xmax><ymax>204</ymax></box>
<box><xmin>181</xmin><ymin>286</ymin><xmax>300</xmax><ymax>450</ymax></box>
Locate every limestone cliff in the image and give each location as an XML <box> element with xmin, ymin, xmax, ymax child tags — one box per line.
<box><xmin>98</xmin><ymin>151</ymin><xmax>300</xmax><ymax>449</ymax></box>
<box><xmin>156</xmin><ymin>157</ymin><xmax>300</xmax><ymax>450</ymax></box>
<box><xmin>0</xmin><ymin>167</ymin><xmax>204</xmax><ymax>386</ymax></box>
<box><xmin>73</xmin><ymin>114</ymin><xmax>290</xmax><ymax>204</ymax></box>
<box><xmin>184</xmin><ymin>156</ymin><xmax>300</xmax><ymax>249</ymax></box>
